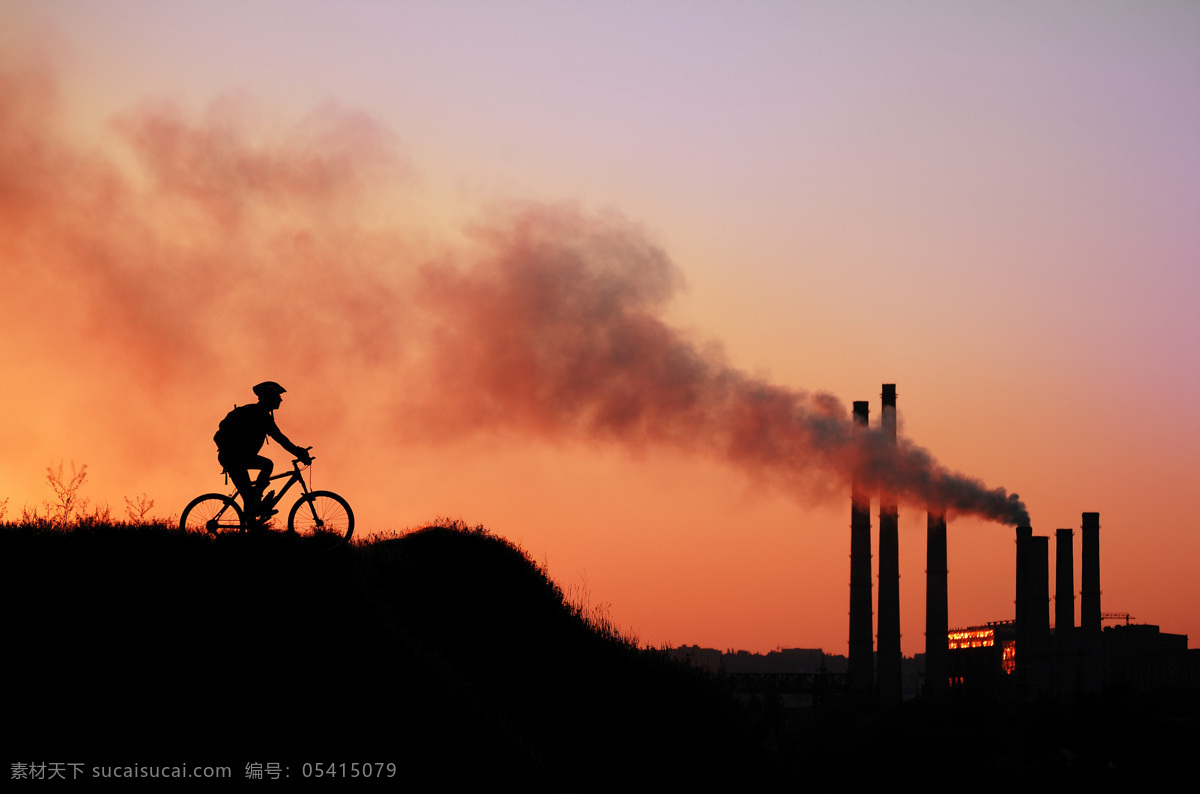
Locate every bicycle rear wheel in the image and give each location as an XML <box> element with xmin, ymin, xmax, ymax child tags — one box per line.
<box><xmin>288</xmin><ymin>491</ymin><xmax>354</xmax><ymax>550</ymax></box>
<box><xmin>180</xmin><ymin>494</ymin><xmax>244</xmax><ymax>537</ymax></box>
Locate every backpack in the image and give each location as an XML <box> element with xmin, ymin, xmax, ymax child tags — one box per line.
<box><xmin>213</xmin><ymin>404</ymin><xmax>264</xmax><ymax>452</ymax></box>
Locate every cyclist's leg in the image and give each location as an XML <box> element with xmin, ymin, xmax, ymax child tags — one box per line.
<box><xmin>224</xmin><ymin>464</ymin><xmax>257</xmax><ymax>523</ymax></box>
<box><xmin>219</xmin><ymin>452</ymin><xmax>267</xmax><ymax>524</ymax></box>
<box><xmin>247</xmin><ymin>455</ymin><xmax>274</xmax><ymax>518</ymax></box>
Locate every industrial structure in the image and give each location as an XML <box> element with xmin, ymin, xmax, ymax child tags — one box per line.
<box><xmin>847</xmin><ymin>401</ymin><xmax>873</xmax><ymax>692</ymax></box>
<box><xmin>848</xmin><ymin>383</ymin><xmax>956</xmax><ymax>700</ymax></box>
<box><xmin>876</xmin><ymin>384</ymin><xmax>902</xmax><ymax>704</ymax></box>
<box><xmin>847</xmin><ymin>386</ymin><xmax>1194</xmax><ymax>703</ymax></box>
<box><xmin>950</xmin><ymin>513</ymin><xmax>1195</xmax><ymax>696</ymax></box>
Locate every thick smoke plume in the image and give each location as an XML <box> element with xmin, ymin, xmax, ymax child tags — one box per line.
<box><xmin>0</xmin><ymin>60</ymin><xmax>1028</xmax><ymax>526</ymax></box>
<box><xmin>411</xmin><ymin>206</ymin><xmax>1030</xmax><ymax>526</ymax></box>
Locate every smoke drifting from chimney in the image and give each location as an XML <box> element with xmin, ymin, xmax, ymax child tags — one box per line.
<box><xmin>1</xmin><ymin>59</ymin><xmax>1029</xmax><ymax>527</ymax></box>
<box><xmin>409</xmin><ymin>204</ymin><xmax>1029</xmax><ymax>526</ymax></box>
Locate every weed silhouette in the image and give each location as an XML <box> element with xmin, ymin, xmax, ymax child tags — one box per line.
<box><xmin>43</xmin><ymin>460</ymin><xmax>88</xmax><ymax>526</ymax></box>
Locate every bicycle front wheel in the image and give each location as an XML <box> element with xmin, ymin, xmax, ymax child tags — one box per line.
<box><xmin>288</xmin><ymin>491</ymin><xmax>354</xmax><ymax>550</ymax></box>
<box><xmin>181</xmin><ymin>494</ymin><xmax>244</xmax><ymax>537</ymax></box>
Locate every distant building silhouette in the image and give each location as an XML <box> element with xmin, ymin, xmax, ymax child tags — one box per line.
<box><xmin>947</xmin><ymin>515</ymin><xmax>1196</xmax><ymax>696</ymax></box>
<box><xmin>667</xmin><ymin>645</ymin><xmax>926</xmax><ymax>708</ymax></box>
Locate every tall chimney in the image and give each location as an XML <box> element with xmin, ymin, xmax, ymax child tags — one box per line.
<box><xmin>877</xmin><ymin>384</ymin><xmax>902</xmax><ymax>704</ymax></box>
<box><xmin>1055</xmin><ymin>528</ymin><xmax>1076</xmax><ymax>694</ymax></box>
<box><xmin>1080</xmin><ymin>512</ymin><xmax>1102</xmax><ymax>692</ymax></box>
<box><xmin>1081</xmin><ymin>512</ymin><xmax>1101</xmax><ymax>636</ymax></box>
<box><xmin>1054</xmin><ymin>529</ymin><xmax>1075</xmax><ymax>633</ymax></box>
<box><xmin>924</xmin><ymin>510</ymin><xmax>948</xmax><ymax>699</ymax></box>
<box><xmin>1014</xmin><ymin>526</ymin><xmax>1050</xmax><ymax>696</ymax></box>
<box><xmin>1014</xmin><ymin>526</ymin><xmax>1032</xmax><ymax>692</ymax></box>
<box><xmin>848</xmin><ymin>400</ymin><xmax>873</xmax><ymax>692</ymax></box>
<box><xmin>1015</xmin><ymin>526</ymin><xmax>1032</xmax><ymax>623</ymax></box>
<box><xmin>1032</xmin><ymin>534</ymin><xmax>1050</xmax><ymax>677</ymax></box>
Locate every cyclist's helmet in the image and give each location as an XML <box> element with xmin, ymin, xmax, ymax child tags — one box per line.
<box><xmin>252</xmin><ymin>381</ymin><xmax>287</xmax><ymax>399</ymax></box>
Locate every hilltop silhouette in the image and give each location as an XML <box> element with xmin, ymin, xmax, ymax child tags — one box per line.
<box><xmin>4</xmin><ymin>521</ymin><xmax>1193</xmax><ymax>785</ymax></box>
<box><xmin>3</xmin><ymin>521</ymin><xmax>781</xmax><ymax>788</ymax></box>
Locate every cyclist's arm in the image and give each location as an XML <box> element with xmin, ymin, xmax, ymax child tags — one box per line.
<box><xmin>267</xmin><ymin>421</ymin><xmax>308</xmax><ymax>460</ymax></box>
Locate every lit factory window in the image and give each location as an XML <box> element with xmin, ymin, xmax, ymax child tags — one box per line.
<box><xmin>947</xmin><ymin>629</ymin><xmax>995</xmax><ymax>650</ymax></box>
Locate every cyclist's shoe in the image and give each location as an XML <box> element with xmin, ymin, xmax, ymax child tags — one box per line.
<box><xmin>246</xmin><ymin>510</ymin><xmax>277</xmax><ymax>534</ymax></box>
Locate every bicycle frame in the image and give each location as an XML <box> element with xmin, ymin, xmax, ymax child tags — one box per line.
<box><xmin>254</xmin><ymin>459</ymin><xmax>314</xmax><ymax>514</ymax></box>
<box><xmin>212</xmin><ymin>457</ymin><xmax>314</xmax><ymax>529</ymax></box>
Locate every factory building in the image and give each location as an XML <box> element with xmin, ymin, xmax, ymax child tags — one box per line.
<box><xmin>847</xmin><ymin>385</ymin><xmax>1195</xmax><ymax>701</ymax></box>
<box><xmin>945</xmin><ymin>514</ymin><xmax>1194</xmax><ymax>696</ymax></box>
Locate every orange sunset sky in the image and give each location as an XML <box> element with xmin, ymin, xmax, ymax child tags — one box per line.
<box><xmin>2</xmin><ymin>1</ymin><xmax>1197</xmax><ymax>656</ymax></box>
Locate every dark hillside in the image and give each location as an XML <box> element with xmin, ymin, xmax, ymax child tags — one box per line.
<box><xmin>3</xmin><ymin>522</ymin><xmax>782</xmax><ymax>788</ymax></box>
<box><xmin>11</xmin><ymin>521</ymin><xmax>1184</xmax><ymax>785</ymax></box>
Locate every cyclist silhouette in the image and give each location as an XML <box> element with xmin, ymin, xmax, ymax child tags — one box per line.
<box><xmin>214</xmin><ymin>381</ymin><xmax>312</xmax><ymax>527</ymax></box>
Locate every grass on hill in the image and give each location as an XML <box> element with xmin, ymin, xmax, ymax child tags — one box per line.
<box><xmin>2</xmin><ymin>519</ymin><xmax>785</xmax><ymax>788</ymax></box>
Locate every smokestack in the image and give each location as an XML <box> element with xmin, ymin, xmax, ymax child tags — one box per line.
<box><xmin>1055</xmin><ymin>528</ymin><xmax>1076</xmax><ymax>694</ymax></box>
<box><xmin>1031</xmin><ymin>535</ymin><xmax>1050</xmax><ymax>634</ymax></box>
<box><xmin>1015</xmin><ymin>526</ymin><xmax>1031</xmax><ymax>621</ymax></box>
<box><xmin>1055</xmin><ymin>529</ymin><xmax>1075</xmax><ymax>633</ymax></box>
<box><xmin>924</xmin><ymin>510</ymin><xmax>948</xmax><ymax>699</ymax></box>
<box><xmin>1014</xmin><ymin>526</ymin><xmax>1032</xmax><ymax>690</ymax></box>
<box><xmin>877</xmin><ymin>384</ymin><xmax>902</xmax><ymax>704</ymax></box>
<box><xmin>1014</xmin><ymin>525</ymin><xmax>1050</xmax><ymax>695</ymax></box>
<box><xmin>1080</xmin><ymin>512</ymin><xmax>1102</xmax><ymax>692</ymax></box>
<box><xmin>848</xmin><ymin>401</ymin><xmax>874</xmax><ymax>692</ymax></box>
<box><xmin>1081</xmin><ymin>512</ymin><xmax>1101</xmax><ymax>636</ymax></box>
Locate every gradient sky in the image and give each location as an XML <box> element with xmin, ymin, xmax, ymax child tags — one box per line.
<box><xmin>2</xmin><ymin>0</ymin><xmax>1197</xmax><ymax>656</ymax></box>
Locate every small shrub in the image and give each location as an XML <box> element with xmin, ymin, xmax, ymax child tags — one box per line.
<box><xmin>124</xmin><ymin>494</ymin><xmax>155</xmax><ymax>525</ymax></box>
<box><xmin>45</xmin><ymin>460</ymin><xmax>89</xmax><ymax>527</ymax></box>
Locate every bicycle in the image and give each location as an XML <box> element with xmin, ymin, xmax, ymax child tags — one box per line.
<box><xmin>180</xmin><ymin>449</ymin><xmax>354</xmax><ymax>550</ymax></box>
